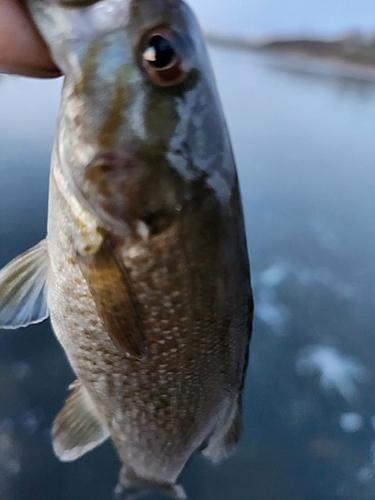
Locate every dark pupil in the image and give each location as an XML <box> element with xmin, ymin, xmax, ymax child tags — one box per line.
<box><xmin>148</xmin><ymin>36</ymin><xmax>175</xmax><ymax>68</ymax></box>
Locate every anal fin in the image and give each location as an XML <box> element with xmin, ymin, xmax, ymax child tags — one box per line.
<box><xmin>0</xmin><ymin>240</ymin><xmax>49</xmax><ymax>329</ymax></box>
<box><xmin>52</xmin><ymin>380</ymin><xmax>109</xmax><ymax>462</ymax></box>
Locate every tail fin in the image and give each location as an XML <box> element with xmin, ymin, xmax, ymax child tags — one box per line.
<box><xmin>115</xmin><ymin>467</ymin><xmax>187</xmax><ymax>500</ymax></box>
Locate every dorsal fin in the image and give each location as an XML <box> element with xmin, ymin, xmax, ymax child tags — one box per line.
<box><xmin>76</xmin><ymin>237</ymin><xmax>146</xmax><ymax>360</ymax></box>
<box><xmin>0</xmin><ymin>240</ymin><xmax>49</xmax><ymax>329</ymax></box>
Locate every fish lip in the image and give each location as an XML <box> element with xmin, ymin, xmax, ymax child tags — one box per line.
<box><xmin>58</xmin><ymin>0</ymin><xmax>101</xmax><ymax>7</ymax></box>
<box><xmin>81</xmin><ymin>154</ymin><xmax>181</xmax><ymax>239</ymax></box>
<box><xmin>89</xmin><ymin>150</ymin><xmax>136</xmax><ymax>170</ymax></box>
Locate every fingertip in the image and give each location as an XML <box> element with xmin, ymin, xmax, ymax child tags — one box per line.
<box><xmin>0</xmin><ymin>0</ymin><xmax>61</xmax><ymax>78</ymax></box>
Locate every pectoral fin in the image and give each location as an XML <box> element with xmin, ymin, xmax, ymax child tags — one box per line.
<box><xmin>76</xmin><ymin>238</ymin><xmax>145</xmax><ymax>360</ymax></box>
<box><xmin>0</xmin><ymin>240</ymin><xmax>49</xmax><ymax>329</ymax></box>
<box><xmin>53</xmin><ymin>380</ymin><xmax>109</xmax><ymax>462</ymax></box>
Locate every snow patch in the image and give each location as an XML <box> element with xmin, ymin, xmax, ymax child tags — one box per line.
<box><xmin>259</xmin><ymin>263</ymin><xmax>288</xmax><ymax>287</ymax></box>
<box><xmin>293</xmin><ymin>266</ymin><xmax>355</xmax><ymax>299</ymax></box>
<box><xmin>339</xmin><ymin>412</ymin><xmax>364</xmax><ymax>433</ymax></box>
<box><xmin>254</xmin><ymin>260</ymin><xmax>355</xmax><ymax>335</ymax></box>
<box><xmin>255</xmin><ymin>263</ymin><xmax>290</xmax><ymax>332</ymax></box>
<box><xmin>4</xmin><ymin>458</ymin><xmax>20</xmax><ymax>475</ymax></box>
<box><xmin>296</xmin><ymin>346</ymin><xmax>367</xmax><ymax>401</ymax></box>
<box><xmin>357</xmin><ymin>440</ymin><xmax>375</xmax><ymax>484</ymax></box>
<box><xmin>257</xmin><ymin>301</ymin><xmax>290</xmax><ymax>329</ymax></box>
<box><xmin>357</xmin><ymin>465</ymin><xmax>373</xmax><ymax>483</ymax></box>
<box><xmin>13</xmin><ymin>361</ymin><xmax>30</xmax><ymax>380</ymax></box>
<box><xmin>310</xmin><ymin>217</ymin><xmax>340</xmax><ymax>251</ymax></box>
<box><xmin>22</xmin><ymin>409</ymin><xmax>43</xmax><ymax>435</ymax></box>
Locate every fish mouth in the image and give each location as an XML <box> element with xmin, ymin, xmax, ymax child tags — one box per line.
<box><xmin>58</xmin><ymin>0</ymin><xmax>101</xmax><ymax>7</ymax></box>
<box><xmin>74</xmin><ymin>150</ymin><xmax>185</xmax><ymax>239</ymax></box>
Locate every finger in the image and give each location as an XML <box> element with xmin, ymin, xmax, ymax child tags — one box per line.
<box><xmin>0</xmin><ymin>0</ymin><xmax>62</xmax><ymax>78</ymax></box>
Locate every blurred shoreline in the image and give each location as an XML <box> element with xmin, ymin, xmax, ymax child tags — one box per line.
<box><xmin>206</xmin><ymin>32</ymin><xmax>375</xmax><ymax>83</ymax></box>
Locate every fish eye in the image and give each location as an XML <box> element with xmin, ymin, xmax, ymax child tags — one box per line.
<box><xmin>144</xmin><ymin>35</ymin><xmax>177</xmax><ymax>69</ymax></box>
<box><xmin>141</xmin><ymin>29</ymin><xmax>189</xmax><ymax>87</ymax></box>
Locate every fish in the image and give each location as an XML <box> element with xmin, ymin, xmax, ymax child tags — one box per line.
<box><xmin>0</xmin><ymin>0</ymin><xmax>253</xmax><ymax>498</ymax></box>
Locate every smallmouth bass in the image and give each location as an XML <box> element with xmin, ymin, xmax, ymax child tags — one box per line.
<box><xmin>0</xmin><ymin>0</ymin><xmax>253</xmax><ymax>498</ymax></box>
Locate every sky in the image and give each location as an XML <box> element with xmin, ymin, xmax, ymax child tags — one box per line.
<box><xmin>186</xmin><ymin>0</ymin><xmax>375</xmax><ymax>39</ymax></box>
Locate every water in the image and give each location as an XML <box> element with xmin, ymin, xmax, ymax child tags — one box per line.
<box><xmin>1</xmin><ymin>46</ymin><xmax>375</xmax><ymax>500</ymax></box>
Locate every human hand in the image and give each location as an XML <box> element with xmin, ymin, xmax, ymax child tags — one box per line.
<box><xmin>0</xmin><ymin>0</ymin><xmax>61</xmax><ymax>77</ymax></box>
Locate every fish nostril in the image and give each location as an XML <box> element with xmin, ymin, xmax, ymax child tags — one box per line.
<box><xmin>142</xmin><ymin>210</ymin><xmax>175</xmax><ymax>236</ymax></box>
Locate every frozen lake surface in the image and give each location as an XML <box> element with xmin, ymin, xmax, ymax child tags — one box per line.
<box><xmin>0</xmin><ymin>45</ymin><xmax>375</xmax><ymax>500</ymax></box>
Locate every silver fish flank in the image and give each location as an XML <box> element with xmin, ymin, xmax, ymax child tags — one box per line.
<box><xmin>0</xmin><ymin>0</ymin><xmax>253</xmax><ymax>498</ymax></box>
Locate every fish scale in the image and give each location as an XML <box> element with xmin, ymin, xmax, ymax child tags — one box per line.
<box><xmin>49</xmin><ymin>171</ymin><xmax>230</xmax><ymax>473</ymax></box>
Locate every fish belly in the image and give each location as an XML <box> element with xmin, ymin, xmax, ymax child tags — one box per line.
<box><xmin>46</xmin><ymin>174</ymin><xmax>238</xmax><ymax>482</ymax></box>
